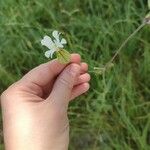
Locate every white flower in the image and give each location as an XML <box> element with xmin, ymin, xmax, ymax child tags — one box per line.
<box><xmin>41</xmin><ymin>30</ymin><xmax>67</xmax><ymax>58</ymax></box>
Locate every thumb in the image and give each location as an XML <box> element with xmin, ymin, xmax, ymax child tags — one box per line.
<box><xmin>48</xmin><ymin>63</ymin><xmax>80</xmax><ymax>103</ymax></box>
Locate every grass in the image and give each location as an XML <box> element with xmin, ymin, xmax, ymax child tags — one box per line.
<box><xmin>0</xmin><ymin>0</ymin><xmax>150</xmax><ymax>149</ymax></box>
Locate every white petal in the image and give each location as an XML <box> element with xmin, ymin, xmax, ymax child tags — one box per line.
<box><xmin>41</xmin><ymin>36</ymin><xmax>55</xmax><ymax>49</ymax></box>
<box><xmin>52</xmin><ymin>30</ymin><xmax>60</xmax><ymax>42</ymax></box>
<box><xmin>44</xmin><ymin>49</ymin><xmax>56</xmax><ymax>58</ymax></box>
<box><xmin>54</xmin><ymin>40</ymin><xmax>64</xmax><ymax>48</ymax></box>
<box><xmin>61</xmin><ymin>38</ymin><xmax>67</xmax><ymax>44</ymax></box>
<box><xmin>44</xmin><ymin>50</ymin><xmax>51</xmax><ymax>58</ymax></box>
<box><xmin>49</xmin><ymin>49</ymin><xmax>56</xmax><ymax>58</ymax></box>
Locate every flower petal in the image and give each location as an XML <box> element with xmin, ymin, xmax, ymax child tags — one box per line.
<box><xmin>54</xmin><ymin>40</ymin><xmax>64</xmax><ymax>48</ymax></box>
<box><xmin>52</xmin><ymin>30</ymin><xmax>60</xmax><ymax>42</ymax></box>
<box><xmin>41</xmin><ymin>36</ymin><xmax>54</xmax><ymax>49</ymax></box>
<box><xmin>61</xmin><ymin>38</ymin><xmax>67</xmax><ymax>44</ymax></box>
<box><xmin>45</xmin><ymin>49</ymin><xmax>56</xmax><ymax>58</ymax></box>
<box><xmin>49</xmin><ymin>49</ymin><xmax>56</xmax><ymax>58</ymax></box>
<box><xmin>44</xmin><ymin>50</ymin><xmax>51</xmax><ymax>58</ymax></box>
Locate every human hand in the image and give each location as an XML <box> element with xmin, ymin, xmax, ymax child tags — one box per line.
<box><xmin>0</xmin><ymin>54</ymin><xmax>90</xmax><ymax>150</ymax></box>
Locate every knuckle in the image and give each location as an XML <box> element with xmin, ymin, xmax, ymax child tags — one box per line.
<box><xmin>66</xmin><ymin>64</ymin><xmax>79</xmax><ymax>78</ymax></box>
<box><xmin>59</xmin><ymin>76</ymin><xmax>72</xmax><ymax>90</ymax></box>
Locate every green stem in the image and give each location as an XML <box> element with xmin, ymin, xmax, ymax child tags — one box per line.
<box><xmin>105</xmin><ymin>23</ymin><xmax>146</xmax><ymax>67</ymax></box>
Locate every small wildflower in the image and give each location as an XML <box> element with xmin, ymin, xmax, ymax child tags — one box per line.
<box><xmin>41</xmin><ymin>30</ymin><xmax>71</xmax><ymax>64</ymax></box>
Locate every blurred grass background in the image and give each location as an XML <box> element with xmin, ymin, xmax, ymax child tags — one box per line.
<box><xmin>0</xmin><ymin>0</ymin><xmax>150</xmax><ymax>149</ymax></box>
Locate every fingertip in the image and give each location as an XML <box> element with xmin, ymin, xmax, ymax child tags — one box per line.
<box><xmin>71</xmin><ymin>53</ymin><xmax>81</xmax><ymax>64</ymax></box>
<box><xmin>75</xmin><ymin>73</ymin><xmax>91</xmax><ymax>85</ymax></box>
<box><xmin>70</xmin><ymin>82</ymin><xmax>90</xmax><ymax>100</ymax></box>
<box><xmin>81</xmin><ymin>62</ymin><xmax>88</xmax><ymax>73</ymax></box>
<box><xmin>82</xmin><ymin>82</ymin><xmax>90</xmax><ymax>91</ymax></box>
<box><xmin>85</xmin><ymin>73</ymin><xmax>91</xmax><ymax>82</ymax></box>
<box><xmin>71</xmin><ymin>53</ymin><xmax>81</xmax><ymax>58</ymax></box>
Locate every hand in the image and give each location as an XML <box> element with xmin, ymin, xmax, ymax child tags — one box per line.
<box><xmin>0</xmin><ymin>54</ymin><xmax>90</xmax><ymax>150</ymax></box>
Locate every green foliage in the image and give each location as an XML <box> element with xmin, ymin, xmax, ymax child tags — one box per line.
<box><xmin>0</xmin><ymin>0</ymin><xmax>150</xmax><ymax>149</ymax></box>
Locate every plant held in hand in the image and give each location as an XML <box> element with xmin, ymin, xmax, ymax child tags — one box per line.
<box><xmin>41</xmin><ymin>30</ymin><xmax>71</xmax><ymax>64</ymax></box>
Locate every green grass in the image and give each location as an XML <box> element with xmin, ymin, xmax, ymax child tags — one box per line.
<box><xmin>0</xmin><ymin>0</ymin><xmax>150</xmax><ymax>149</ymax></box>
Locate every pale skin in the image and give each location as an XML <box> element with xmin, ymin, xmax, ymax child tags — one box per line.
<box><xmin>0</xmin><ymin>54</ymin><xmax>90</xmax><ymax>150</ymax></box>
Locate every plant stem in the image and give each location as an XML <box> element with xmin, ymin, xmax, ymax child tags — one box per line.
<box><xmin>105</xmin><ymin>23</ymin><xmax>146</xmax><ymax>67</ymax></box>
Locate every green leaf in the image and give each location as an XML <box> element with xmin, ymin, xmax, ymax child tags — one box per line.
<box><xmin>56</xmin><ymin>49</ymin><xmax>71</xmax><ymax>64</ymax></box>
<box><xmin>148</xmin><ymin>0</ymin><xmax>150</xmax><ymax>10</ymax></box>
